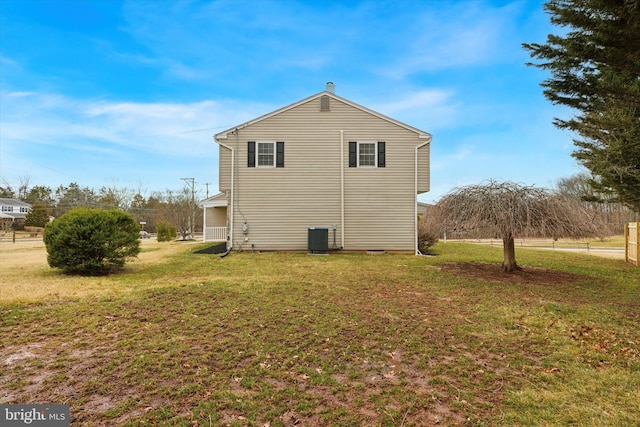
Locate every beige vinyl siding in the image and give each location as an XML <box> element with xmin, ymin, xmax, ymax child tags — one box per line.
<box><xmin>417</xmin><ymin>143</ymin><xmax>430</xmax><ymax>194</ymax></box>
<box><xmin>221</xmin><ymin>95</ymin><xmax>428</xmax><ymax>251</ymax></box>
<box><xmin>205</xmin><ymin>206</ymin><xmax>227</xmax><ymax>228</ymax></box>
<box><xmin>219</xmin><ymin>148</ymin><xmax>232</xmax><ymax>191</ymax></box>
<box><xmin>343</xmin><ymin>126</ymin><xmax>417</xmax><ymax>251</ymax></box>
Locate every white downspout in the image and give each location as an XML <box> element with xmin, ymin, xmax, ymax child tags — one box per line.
<box><xmin>415</xmin><ymin>137</ymin><xmax>432</xmax><ymax>255</ymax></box>
<box><xmin>203</xmin><ymin>203</ymin><xmax>208</xmax><ymax>242</ymax></box>
<box><xmin>340</xmin><ymin>129</ymin><xmax>345</xmax><ymax>249</ymax></box>
<box><xmin>216</xmin><ymin>139</ymin><xmax>234</xmax><ymax>250</ymax></box>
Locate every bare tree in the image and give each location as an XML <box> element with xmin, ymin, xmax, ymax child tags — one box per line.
<box><xmin>0</xmin><ymin>178</ymin><xmax>15</xmax><ymax>198</ymax></box>
<box><xmin>434</xmin><ymin>180</ymin><xmax>608</xmax><ymax>273</ymax></box>
<box><xmin>155</xmin><ymin>188</ymin><xmax>193</xmax><ymax>240</ymax></box>
<box><xmin>556</xmin><ymin>173</ymin><xmax>635</xmax><ymax>233</ymax></box>
<box><xmin>1</xmin><ymin>176</ymin><xmax>31</xmax><ymax>199</ymax></box>
<box><xmin>98</xmin><ymin>185</ymin><xmax>134</xmax><ymax>210</ymax></box>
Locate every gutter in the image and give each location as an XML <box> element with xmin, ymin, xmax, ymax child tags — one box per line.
<box><xmin>415</xmin><ymin>135</ymin><xmax>432</xmax><ymax>255</ymax></box>
<box><xmin>214</xmin><ymin>136</ymin><xmax>235</xmax><ymax>252</ymax></box>
<box><xmin>340</xmin><ymin>129</ymin><xmax>345</xmax><ymax>249</ymax></box>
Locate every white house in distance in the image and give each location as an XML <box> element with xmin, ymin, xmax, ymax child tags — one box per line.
<box><xmin>0</xmin><ymin>198</ymin><xmax>31</xmax><ymax>228</ymax></box>
<box><xmin>201</xmin><ymin>83</ymin><xmax>432</xmax><ymax>254</ymax></box>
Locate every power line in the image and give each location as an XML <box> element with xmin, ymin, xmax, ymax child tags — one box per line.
<box><xmin>176</xmin><ymin>125</ymin><xmax>233</xmax><ymax>134</ymax></box>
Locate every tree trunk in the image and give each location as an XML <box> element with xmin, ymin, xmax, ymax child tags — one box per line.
<box><xmin>502</xmin><ymin>233</ymin><xmax>520</xmax><ymax>273</ymax></box>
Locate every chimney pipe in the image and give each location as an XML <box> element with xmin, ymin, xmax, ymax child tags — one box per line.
<box><xmin>325</xmin><ymin>82</ymin><xmax>335</xmax><ymax>94</ymax></box>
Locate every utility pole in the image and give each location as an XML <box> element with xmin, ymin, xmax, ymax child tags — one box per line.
<box><xmin>181</xmin><ymin>177</ymin><xmax>195</xmax><ymax>237</ymax></box>
<box><xmin>204</xmin><ymin>182</ymin><xmax>212</xmax><ymax>198</ymax></box>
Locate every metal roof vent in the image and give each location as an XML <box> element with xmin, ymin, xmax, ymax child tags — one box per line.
<box><xmin>325</xmin><ymin>82</ymin><xmax>335</xmax><ymax>93</ymax></box>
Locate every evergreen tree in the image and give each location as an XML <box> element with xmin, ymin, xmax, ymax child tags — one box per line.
<box><xmin>54</xmin><ymin>182</ymin><xmax>98</xmax><ymax>216</ymax></box>
<box><xmin>24</xmin><ymin>185</ymin><xmax>54</xmax><ymax>206</ymax></box>
<box><xmin>44</xmin><ymin>207</ymin><xmax>140</xmax><ymax>275</ymax></box>
<box><xmin>0</xmin><ymin>185</ymin><xmax>15</xmax><ymax>198</ymax></box>
<box><xmin>24</xmin><ymin>202</ymin><xmax>50</xmax><ymax>228</ymax></box>
<box><xmin>523</xmin><ymin>0</ymin><xmax>640</xmax><ymax>213</ymax></box>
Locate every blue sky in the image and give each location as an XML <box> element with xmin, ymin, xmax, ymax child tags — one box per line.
<box><xmin>0</xmin><ymin>0</ymin><xmax>583</xmax><ymax>203</ymax></box>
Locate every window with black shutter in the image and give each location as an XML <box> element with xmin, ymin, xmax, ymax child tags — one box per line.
<box><xmin>248</xmin><ymin>141</ymin><xmax>284</xmax><ymax>168</ymax></box>
<box><xmin>349</xmin><ymin>141</ymin><xmax>386</xmax><ymax>168</ymax></box>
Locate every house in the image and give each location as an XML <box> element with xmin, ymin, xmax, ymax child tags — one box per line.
<box><xmin>0</xmin><ymin>198</ymin><xmax>31</xmax><ymax>229</ymax></box>
<box><xmin>417</xmin><ymin>202</ymin><xmax>432</xmax><ymax>218</ymax></box>
<box><xmin>201</xmin><ymin>83</ymin><xmax>431</xmax><ymax>253</ymax></box>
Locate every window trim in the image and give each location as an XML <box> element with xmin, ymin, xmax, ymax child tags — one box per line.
<box><xmin>256</xmin><ymin>141</ymin><xmax>276</xmax><ymax>168</ymax></box>
<box><xmin>357</xmin><ymin>141</ymin><xmax>377</xmax><ymax>168</ymax></box>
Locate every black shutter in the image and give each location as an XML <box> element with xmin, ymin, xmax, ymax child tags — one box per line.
<box><xmin>276</xmin><ymin>141</ymin><xmax>284</xmax><ymax>167</ymax></box>
<box><xmin>349</xmin><ymin>142</ymin><xmax>357</xmax><ymax>167</ymax></box>
<box><xmin>377</xmin><ymin>141</ymin><xmax>385</xmax><ymax>167</ymax></box>
<box><xmin>248</xmin><ymin>141</ymin><xmax>255</xmax><ymax>167</ymax></box>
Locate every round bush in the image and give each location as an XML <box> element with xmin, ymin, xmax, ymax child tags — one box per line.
<box><xmin>44</xmin><ymin>207</ymin><xmax>141</xmax><ymax>275</ymax></box>
<box><xmin>156</xmin><ymin>221</ymin><xmax>177</xmax><ymax>242</ymax></box>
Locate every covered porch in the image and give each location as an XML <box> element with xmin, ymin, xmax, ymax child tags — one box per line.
<box><xmin>200</xmin><ymin>193</ymin><xmax>229</xmax><ymax>243</ymax></box>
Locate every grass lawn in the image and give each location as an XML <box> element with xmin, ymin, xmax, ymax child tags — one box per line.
<box><xmin>1</xmin><ymin>241</ymin><xmax>639</xmax><ymax>426</ymax></box>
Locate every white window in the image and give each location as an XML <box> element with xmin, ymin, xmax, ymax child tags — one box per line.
<box><xmin>20</xmin><ymin>207</ymin><xmax>29</xmax><ymax>213</ymax></box>
<box><xmin>2</xmin><ymin>206</ymin><xmax>13</xmax><ymax>212</ymax></box>
<box><xmin>257</xmin><ymin>142</ymin><xmax>275</xmax><ymax>167</ymax></box>
<box><xmin>358</xmin><ymin>142</ymin><xmax>377</xmax><ymax>167</ymax></box>
<box><xmin>349</xmin><ymin>141</ymin><xmax>386</xmax><ymax>168</ymax></box>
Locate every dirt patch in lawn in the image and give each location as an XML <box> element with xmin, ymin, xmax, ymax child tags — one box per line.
<box><xmin>2</xmin><ymin>252</ymin><xmax>634</xmax><ymax>426</ymax></box>
<box><xmin>439</xmin><ymin>262</ymin><xmax>587</xmax><ymax>286</ymax></box>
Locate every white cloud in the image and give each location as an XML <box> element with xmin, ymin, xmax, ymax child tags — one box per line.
<box><xmin>380</xmin><ymin>1</ymin><xmax>525</xmax><ymax>78</ymax></box>
<box><xmin>430</xmin><ymin>143</ymin><xmax>481</xmax><ymax>172</ymax></box>
<box><xmin>1</xmin><ymin>91</ymin><xmax>273</xmax><ymax>158</ymax></box>
<box><xmin>0</xmin><ymin>90</ymin><xmax>283</xmax><ymax>190</ymax></box>
<box><xmin>7</xmin><ymin>91</ymin><xmax>36</xmax><ymax>97</ymax></box>
<box><xmin>371</xmin><ymin>89</ymin><xmax>460</xmax><ymax>131</ymax></box>
<box><xmin>0</xmin><ymin>55</ymin><xmax>18</xmax><ymax>66</ymax></box>
<box><xmin>375</xmin><ymin>89</ymin><xmax>453</xmax><ymax>113</ymax></box>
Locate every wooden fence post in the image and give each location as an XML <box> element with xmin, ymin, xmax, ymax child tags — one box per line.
<box><xmin>626</xmin><ymin>223</ymin><xmax>630</xmax><ymax>264</ymax></box>
<box><xmin>637</xmin><ymin>222</ymin><xmax>640</xmax><ymax>267</ymax></box>
<box><xmin>626</xmin><ymin>222</ymin><xmax>640</xmax><ymax>267</ymax></box>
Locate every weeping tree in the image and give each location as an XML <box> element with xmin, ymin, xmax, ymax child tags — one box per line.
<box><xmin>435</xmin><ymin>180</ymin><xmax>608</xmax><ymax>273</ymax></box>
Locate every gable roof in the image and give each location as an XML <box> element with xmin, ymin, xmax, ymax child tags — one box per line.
<box><xmin>0</xmin><ymin>198</ymin><xmax>31</xmax><ymax>207</ymax></box>
<box><xmin>200</xmin><ymin>192</ymin><xmax>227</xmax><ymax>208</ymax></box>
<box><xmin>215</xmin><ymin>91</ymin><xmax>432</xmax><ymax>141</ymax></box>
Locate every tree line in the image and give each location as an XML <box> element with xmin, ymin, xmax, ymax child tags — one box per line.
<box><xmin>1</xmin><ymin>178</ymin><xmax>203</xmax><ymax>238</ymax></box>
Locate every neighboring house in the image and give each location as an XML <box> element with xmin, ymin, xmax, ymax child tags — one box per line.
<box><xmin>0</xmin><ymin>198</ymin><xmax>31</xmax><ymax>228</ymax></box>
<box><xmin>417</xmin><ymin>202</ymin><xmax>432</xmax><ymax>217</ymax></box>
<box><xmin>201</xmin><ymin>83</ymin><xmax>432</xmax><ymax>253</ymax></box>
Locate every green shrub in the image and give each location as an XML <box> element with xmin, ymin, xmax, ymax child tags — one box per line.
<box><xmin>156</xmin><ymin>222</ymin><xmax>177</xmax><ymax>242</ymax></box>
<box><xmin>418</xmin><ymin>231</ymin><xmax>439</xmax><ymax>254</ymax></box>
<box><xmin>417</xmin><ymin>213</ymin><xmax>440</xmax><ymax>254</ymax></box>
<box><xmin>43</xmin><ymin>207</ymin><xmax>140</xmax><ymax>275</ymax></box>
